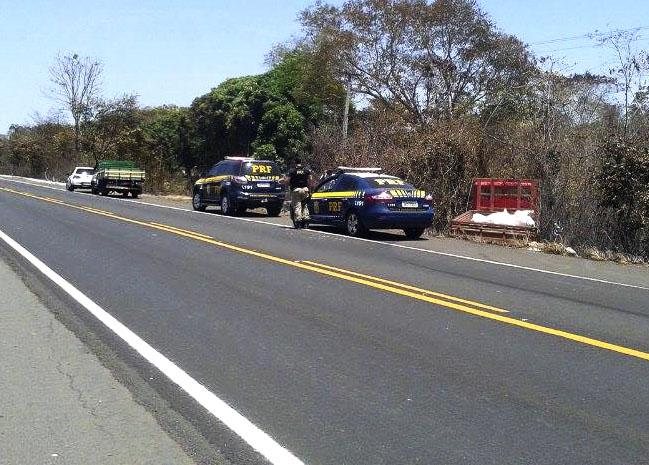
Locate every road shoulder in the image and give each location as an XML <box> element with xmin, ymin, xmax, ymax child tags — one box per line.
<box><xmin>0</xmin><ymin>257</ymin><xmax>197</xmax><ymax>465</ymax></box>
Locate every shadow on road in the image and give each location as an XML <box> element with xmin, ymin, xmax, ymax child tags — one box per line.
<box><xmin>299</xmin><ymin>224</ymin><xmax>429</xmax><ymax>242</ymax></box>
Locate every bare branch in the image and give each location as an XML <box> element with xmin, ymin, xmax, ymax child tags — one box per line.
<box><xmin>48</xmin><ymin>53</ymin><xmax>103</xmax><ymax>154</ymax></box>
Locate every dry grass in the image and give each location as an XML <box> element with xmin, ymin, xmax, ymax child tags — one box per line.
<box><xmin>578</xmin><ymin>246</ymin><xmax>646</xmax><ymax>265</ymax></box>
<box><xmin>445</xmin><ymin>232</ymin><xmax>647</xmax><ymax>266</ymax></box>
<box><xmin>142</xmin><ymin>194</ymin><xmax>190</xmax><ymax>202</ymax></box>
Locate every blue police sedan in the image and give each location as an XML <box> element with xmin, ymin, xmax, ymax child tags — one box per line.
<box><xmin>307</xmin><ymin>168</ymin><xmax>434</xmax><ymax>238</ymax></box>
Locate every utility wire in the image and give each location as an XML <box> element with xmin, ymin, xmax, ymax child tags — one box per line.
<box><xmin>537</xmin><ymin>37</ymin><xmax>649</xmax><ymax>54</ymax></box>
<box><xmin>531</xmin><ymin>25</ymin><xmax>649</xmax><ymax>46</ymax></box>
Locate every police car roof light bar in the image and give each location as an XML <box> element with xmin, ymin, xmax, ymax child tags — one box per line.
<box><xmin>225</xmin><ymin>156</ymin><xmax>255</xmax><ymax>161</ymax></box>
<box><xmin>337</xmin><ymin>166</ymin><xmax>383</xmax><ymax>173</ymax></box>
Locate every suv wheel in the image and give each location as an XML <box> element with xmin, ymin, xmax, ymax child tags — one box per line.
<box><xmin>192</xmin><ymin>192</ymin><xmax>206</xmax><ymax>212</ymax></box>
<box><xmin>345</xmin><ymin>211</ymin><xmax>366</xmax><ymax>237</ymax></box>
<box><xmin>221</xmin><ymin>194</ymin><xmax>235</xmax><ymax>215</ymax></box>
<box><xmin>66</xmin><ymin>180</ymin><xmax>74</xmax><ymax>191</ymax></box>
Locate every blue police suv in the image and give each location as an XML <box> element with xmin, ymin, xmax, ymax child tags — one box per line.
<box><xmin>192</xmin><ymin>157</ymin><xmax>285</xmax><ymax>216</ymax></box>
<box><xmin>307</xmin><ymin>167</ymin><xmax>434</xmax><ymax>238</ymax></box>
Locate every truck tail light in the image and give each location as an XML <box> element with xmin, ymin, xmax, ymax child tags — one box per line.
<box><xmin>364</xmin><ymin>191</ymin><xmax>393</xmax><ymax>203</ymax></box>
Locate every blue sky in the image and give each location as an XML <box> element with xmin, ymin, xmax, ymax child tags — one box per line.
<box><xmin>1</xmin><ymin>0</ymin><xmax>648</xmax><ymax>133</ymax></box>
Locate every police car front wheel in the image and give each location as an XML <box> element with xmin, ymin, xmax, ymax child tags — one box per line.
<box><xmin>192</xmin><ymin>193</ymin><xmax>206</xmax><ymax>212</ymax></box>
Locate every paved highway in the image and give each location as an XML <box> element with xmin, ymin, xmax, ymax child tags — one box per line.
<box><xmin>1</xmin><ymin>176</ymin><xmax>649</xmax><ymax>465</ymax></box>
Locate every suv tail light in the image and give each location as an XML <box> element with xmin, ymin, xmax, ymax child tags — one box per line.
<box><xmin>232</xmin><ymin>176</ymin><xmax>248</xmax><ymax>184</ymax></box>
<box><xmin>364</xmin><ymin>191</ymin><xmax>393</xmax><ymax>203</ymax></box>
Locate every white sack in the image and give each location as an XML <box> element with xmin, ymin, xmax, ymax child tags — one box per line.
<box><xmin>513</xmin><ymin>210</ymin><xmax>536</xmax><ymax>227</ymax></box>
<box><xmin>471</xmin><ymin>209</ymin><xmax>536</xmax><ymax>227</ymax></box>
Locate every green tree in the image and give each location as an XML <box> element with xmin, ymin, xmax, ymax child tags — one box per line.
<box><xmin>264</xmin><ymin>45</ymin><xmax>347</xmax><ymax>124</ymax></box>
<box><xmin>5</xmin><ymin>121</ymin><xmax>75</xmax><ymax>179</ymax></box>
<box><xmin>254</xmin><ymin>100</ymin><xmax>307</xmax><ymax>163</ymax></box>
<box><xmin>597</xmin><ymin>138</ymin><xmax>649</xmax><ymax>255</ymax></box>
<box><xmin>190</xmin><ymin>76</ymin><xmax>259</xmax><ymax>165</ymax></box>
<box><xmin>141</xmin><ymin>106</ymin><xmax>199</xmax><ymax>187</ymax></box>
<box><xmin>190</xmin><ymin>71</ymin><xmax>312</xmax><ymax>169</ymax></box>
<box><xmin>81</xmin><ymin>95</ymin><xmax>143</xmax><ymax>164</ymax></box>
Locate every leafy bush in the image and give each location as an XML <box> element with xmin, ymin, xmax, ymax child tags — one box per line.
<box><xmin>597</xmin><ymin>138</ymin><xmax>649</xmax><ymax>255</ymax></box>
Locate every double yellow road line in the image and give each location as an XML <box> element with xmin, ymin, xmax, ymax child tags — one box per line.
<box><xmin>2</xmin><ymin>184</ymin><xmax>649</xmax><ymax>362</ymax></box>
<box><xmin>302</xmin><ymin>260</ymin><xmax>510</xmax><ymax>313</ymax></box>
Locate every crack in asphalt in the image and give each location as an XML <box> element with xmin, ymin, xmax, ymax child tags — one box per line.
<box><xmin>46</xmin><ymin>314</ymin><xmax>117</xmax><ymax>443</ymax></box>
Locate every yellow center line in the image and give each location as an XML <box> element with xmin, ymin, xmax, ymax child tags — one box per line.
<box><xmin>301</xmin><ymin>260</ymin><xmax>509</xmax><ymax>313</ymax></box>
<box><xmin>3</xmin><ymin>184</ymin><xmax>649</xmax><ymax>362</ymax></box>
<box><xmin>149</xmin><ymin>222</ymin><xmax>213</xmax><ymax>239</ymax></box>
<box><xmin>0</xmin><ymin>186</ymin><xmax>207</xmax><ymax>241</ymax></box>
<box><xmin>82</xmin><ymin>206</ymin><xmax>114</xmax><ymax>215</ymax></box>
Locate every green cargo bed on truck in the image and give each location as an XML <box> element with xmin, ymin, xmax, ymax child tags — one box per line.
<box><xmin>95</xmin><ymin>160</ymin><xmax>145</xmax><ymax>181</ymax></box>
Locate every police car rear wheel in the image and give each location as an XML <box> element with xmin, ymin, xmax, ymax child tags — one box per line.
<box><xmin>221</xmin><ymin>195</ymin><xmax>234</xmax><ymax>216</ymax></box>
<box><xmin>404</xmin><ymin>227</ymin><xmax>425</xmax><ymax>239</ymax></box>
<box><xmin>345</xmin><ymin>211</ymin><xmax>365</xmax><ymax>237</ymax></box>
<box><xmin>192</xmin><ymin>193</ymin><xmax>206</xmax><ymax>212</ymax></box>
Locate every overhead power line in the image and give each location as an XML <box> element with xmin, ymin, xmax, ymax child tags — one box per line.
<box><xmin>531</xmin><ymin>25</ymin><xmax>649</xmax><ymax>46</ymax></box>
<box><xmin>536</xmin><ymin>37</ymin><xmax>649</xmax><ymax>54</ymax></box>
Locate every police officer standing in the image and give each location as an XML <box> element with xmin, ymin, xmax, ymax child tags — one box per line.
<box><xmin>283</xmin><ymin>158</ymin><xmax>312</xmax><ymax>229</ymax></box>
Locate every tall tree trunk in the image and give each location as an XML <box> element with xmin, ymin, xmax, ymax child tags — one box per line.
<box><xmin>74</xmin><ymin>118</ymin><xmax>80</xmax><ymax>155</ymax></box>
<box><xmin>342</xmin><ymin>83</ymin><xmax>350</xmax><ymax>140</ymax></box>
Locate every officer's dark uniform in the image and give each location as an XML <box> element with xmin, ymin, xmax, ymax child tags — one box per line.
<box><xmin>287</xmin><ymin>164</ymin><xmax>311</xmax><ymax>226</ymax></box>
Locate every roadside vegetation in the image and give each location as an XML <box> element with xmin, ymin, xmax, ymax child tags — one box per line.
<box><xmin>1</xmin><ymin>0</ymin><xmax>648</xmax><ymax>258</ymax></box>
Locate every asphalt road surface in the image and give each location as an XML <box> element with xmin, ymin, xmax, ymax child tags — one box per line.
<box><xmin>1</xmin><ymin>176</ymin><xmax>649</xmax><ymax>465</ymax></box>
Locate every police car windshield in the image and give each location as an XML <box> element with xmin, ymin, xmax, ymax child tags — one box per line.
<box><xmin>365</xmin><ymin>176</ymin><xmax>414</xmax><ymax>189</ymax></box>
<box><xmin>240</xmin><ymin>162</ymin><xmax>280</xmax><ymax>176</ymax></box>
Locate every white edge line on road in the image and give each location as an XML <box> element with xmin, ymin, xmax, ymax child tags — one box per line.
<box><xmin>0</xmin><ymin>228</ymin><xmax>304</xmax><ymax>465</ymax></box>
<box><xmin>0</xmin><ymin>174</ymin><xmax>66</xmax><ymax>187</ymax></box>
<box><xmin>2</xmin><ymin>175</ymin><xmax>648</xmax><ymax>291</ymax></box>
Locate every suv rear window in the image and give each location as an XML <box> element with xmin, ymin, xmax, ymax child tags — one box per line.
<box><xmin>240</xmin><ymin>162</ymin><xmax>280</xmax><ymax>176</ymax></box>
<box><xmin>76</xmin><ymin>168</ymin><xmax>94</xmax><ymax>175</ymax></box>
